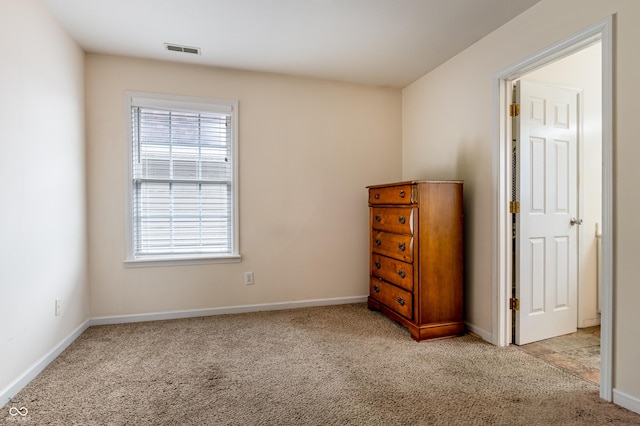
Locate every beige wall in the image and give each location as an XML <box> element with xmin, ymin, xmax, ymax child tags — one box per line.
<box><xmin>0</xmin><ymin>0</ymin><xmax>87</xmax><ymax>400</ymax></box>
<box><xmin>85</xmin><ymin>54</ymin><xmax>402</xmax><ymax>318</ymax></box>
<box><xmin>403</xmin><ymin>0</ymin><xmax>640</xmax><ymax>410</ymax></box>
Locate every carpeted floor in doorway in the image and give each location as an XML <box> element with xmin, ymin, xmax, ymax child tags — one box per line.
<box><xmin>4</xmin><ymin>303</ymin><xmax>640</xmax><ymax>425</ymax></box>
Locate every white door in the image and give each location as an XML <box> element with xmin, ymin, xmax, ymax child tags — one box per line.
<box><xmin>514</xmin><ymin>80</ymin><xmax>580</xmax><ymax>345</ymax></box>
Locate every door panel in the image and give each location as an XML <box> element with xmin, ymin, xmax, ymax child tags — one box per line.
<box><xmin>515</xmin><ymin>80</ymin><xmax>580</xmax><ymax>345</ymax></box>
<box><xmin>529</xmin><ymin>238</ymin><xmax>545</xmax><ymax>313</ymax></box>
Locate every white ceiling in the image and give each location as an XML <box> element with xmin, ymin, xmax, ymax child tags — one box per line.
<box><xmin>39</xmin><ymin>0</ymin><xmax>541</xmax><ymax>88</ymax></box>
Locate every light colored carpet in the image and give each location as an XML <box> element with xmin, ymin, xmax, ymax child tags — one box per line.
<box><xmin>4</xmin><ymin>303</ymin><xmax>640</xmax><ymax>425</ymax></box>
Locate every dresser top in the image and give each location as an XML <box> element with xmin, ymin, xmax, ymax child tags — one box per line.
<box><xmin>367</xmin><ymin>180</ymin><xmax>463</xmax><ymax>189</ymax></box>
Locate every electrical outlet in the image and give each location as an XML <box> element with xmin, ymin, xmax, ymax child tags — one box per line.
<box><xmin>55</xmin><ymin>299</ymin><xmax>62</xmax><ymax>316</ymax></box>
<box><xmin>244</xmin><ymin>272</ymin><xmax>254</xmax><ymax>285</ymax></box>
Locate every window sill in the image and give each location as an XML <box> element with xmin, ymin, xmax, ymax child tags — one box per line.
<box><xmin>124</xmin><ymin>254</ymin><xmax>242</xmax><ymax>268</ymax></box>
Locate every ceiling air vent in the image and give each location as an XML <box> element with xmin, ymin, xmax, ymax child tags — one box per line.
<box><xmin>164</xmin><ymin>43</ymin><xmax>201</xmax><ymax>55</ymax></box>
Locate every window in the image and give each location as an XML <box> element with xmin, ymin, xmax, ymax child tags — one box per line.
<box><xmin>126</xmin><ymin>93</ymin><xmax>239</xmax><ymax>264</ymax></box>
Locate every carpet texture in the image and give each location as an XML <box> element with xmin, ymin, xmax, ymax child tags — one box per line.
<box><xmin>4</xmin><ymin>303</ymin><xmax>640</xmax><ymax>425</ymax></box>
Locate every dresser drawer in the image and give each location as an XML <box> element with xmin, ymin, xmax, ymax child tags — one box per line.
<box><xmin>371</xmin><ymin>231</ymin><xmax>413</xmax><ymax>263</ymax></box>
<box><xmin>371</xmin><ymin>253</ymin><xmax>413</xmax><ymax>292</ymax></box>
<box><xmin>369</xmin><ymin>184</ymin><xmax>414</xmax><ymax>205</ymax></box>
<box><xmin>371</xmin><ymin>207</ymin><xmax>415</xmax><ymax>235</ymax></box>
<box><xmin>370</xmin><ymin>278</ymin><xmax>413</xmax><ymax>320</ymax></box>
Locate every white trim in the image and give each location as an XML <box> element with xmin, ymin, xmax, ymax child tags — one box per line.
<box><xmin>491</xmin><ymin>77</ymin><xmax>512</xmax><ymax>347</ymax></box>
<box><xmin>124</xmin><ymin>253</ymin><xmax>242</xmax><ymax>267</ymax></box>
<box><xmin>130</xmin><ymin>93</ymin><xmax>234</xmax><ymax>115</ymax></box>
<box><xmin>90</xmin><ymin>296</ymin><xmax>368</xmax><ymax>325</ymax></box>
<box><xmin>493</xmin><ymin>16</ymin><xmax>613</xmax><ymax>401</ymax></box>
<box><xmin>0</xmin><ymin>320</ymin><xmax>91</xmax><ymax>407</ymax></box>
<box><xmin>598</xmin><ymin>15</ymin><xmax>614</xmax><ymax>403</ymax></box>
<box><xmin>613</xmin><ymin>389</ymin><xmax>640</xmax><ymax>415</ymax></box>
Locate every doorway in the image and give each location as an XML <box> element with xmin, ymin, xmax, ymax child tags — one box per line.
<box><xmin>494</xmin><ymin>17</ymin><xmax>613</xmax><ymax>401</ymax></box>
<box><xmin>516</xmin><ymin>44</ymin><xmax>603</xmax><ymax>342</ymax></box>
<box><xmin>513</xmin><ymin>45</ymin><xmax>603</xmax><ymax>384</ymax></box>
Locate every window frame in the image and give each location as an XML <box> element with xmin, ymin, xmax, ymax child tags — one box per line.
<box><xmin>124</xmin><ymin>91</ymin><xmax>241</xmax><ymax>266</ymax></box>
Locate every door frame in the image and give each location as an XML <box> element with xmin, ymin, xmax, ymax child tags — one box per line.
<box><xmin>493</xmin><ymin>16</ymin><xmax>613</xmax><ymax>401</ymax></box>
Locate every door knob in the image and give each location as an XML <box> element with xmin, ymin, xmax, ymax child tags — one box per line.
<box><xmin>570</xmin><ymin>217</ymin><xmax>583</xmax><ymax>226</ymax></box>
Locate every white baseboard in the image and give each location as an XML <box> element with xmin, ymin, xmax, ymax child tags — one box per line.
<box><xmin>0</xmin><ymin>320</ymin><xmax>91</xmax><ymax>407</ymax></box>
<box><xmin>90</xmin><ymin>296</ymin><xmax>368</xmax><ymax>326</ymax></box>
<box><xmin>613</xmin><ymin>389</ymin><xmax>640</xmax><ymax>415</ymax></box>
<box><xmin>464</xmin><ymin>321</ymin><xmax>493</xmax><ymax>342</ymax></box>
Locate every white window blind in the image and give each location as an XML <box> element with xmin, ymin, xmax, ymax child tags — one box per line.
<box><xmin>129</xmin><ymin>95</ymin><xmax>237</xmax><ymax>260</ymax></box>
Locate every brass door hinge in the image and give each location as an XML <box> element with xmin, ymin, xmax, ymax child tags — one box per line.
<box><xmin>510</xmin><ymin>298</ymin><xmax>520</xmax><ymax>311</ymax></box>
<box><xmin>510</xmin><ymin>201</ymin><xmax>520</xmax><ymax>214</ymax></box>
<box><xmin>510</xmin><ymin>103</ymin><xmax>520</xmax><ymax>117</ymax></box>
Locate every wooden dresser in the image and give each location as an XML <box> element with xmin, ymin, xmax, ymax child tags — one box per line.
<box><xmin>367</xmin><ymin>180</ymin><xmax>464</xmax><ymax>341</ymax></box>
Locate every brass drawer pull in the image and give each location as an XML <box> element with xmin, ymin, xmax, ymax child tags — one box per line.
<box><xmin>398</xmin><ymin>216</ymin><xmax>406</xmax><ymax>224</ymax></box>
<box><xmin>398</xmin><ymin>269</ymin><xmax>406</xmax><ymax>278</ymax></box>
<box><xmin>398</xmin><ymin>242</ymin><xmax>406</xmax><ymax>251</ymax></box>
<box><xmin>373</xmin><ymin>285</ymin><xmax>380</xmax><ymax>293</ymax></box>
<box><xmin>375</xmin><ymin>214</ymin><xmax>381</xmax><ymax>222</ymax></box>
<box><xmin>375</xmin><ymin>239</ymin><xmax>382</xmax><ymax>246</ymax></box>
<box><xmin>399</xmin><ymin>190</ymin><xmax>405</xmax><ymax>199</ymax></box>
<box><xmin>375</xmin><ymin>261</ymin><xmax>381</xmax><ymax>269</ymax></box>
<box><xmin>397</xmin><ymin>297</ymin><xmax>405</xmax><ymax>306</ymax></box>
<box><xmin>374</xmin><ymin>193</ymin><xmax>380</xmax><ymax>199</ymax></box>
